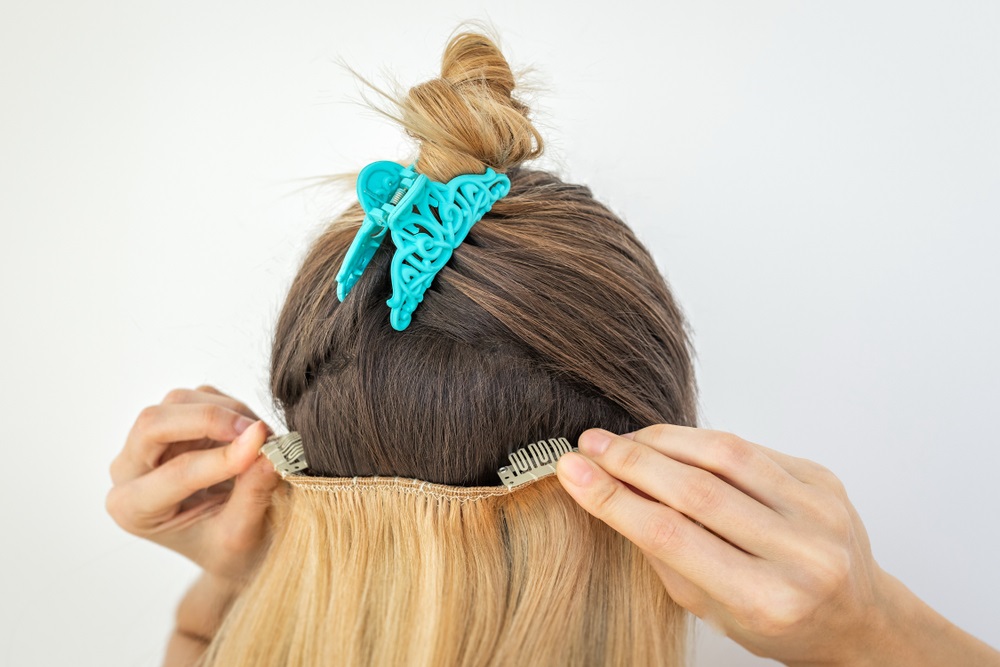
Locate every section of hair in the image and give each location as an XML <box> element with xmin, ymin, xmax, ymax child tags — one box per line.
<box><xmin>198</xmin><ymin>478</ymin><xmax>687</xmax><ymax>667</ymax></box>
<box><xmin>270</xmin><ymin>160</ymin><xmax>696</xmax><ymax>487</ymax></box>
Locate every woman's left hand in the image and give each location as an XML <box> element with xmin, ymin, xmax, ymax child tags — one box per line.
<box><xmin>555</xmin><ymin>424</ymin><xmax>892</xmax><ymax>667</ymax></box>
<box><xmin>106</xmin><ymin>385</ymin><xmax>281</xmax><ymax>585</ymax></box>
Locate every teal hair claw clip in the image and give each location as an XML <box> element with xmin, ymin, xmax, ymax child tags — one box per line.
<box><xmin>334</xmin><ymin>161</ymin><xmax>511</xmax><ymax>331</ymax></box>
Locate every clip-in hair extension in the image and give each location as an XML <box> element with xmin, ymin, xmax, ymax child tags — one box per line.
<box><xmin>260</xmin><ymin>431</ymin><xmax>308</xmax><ymax>478</ymax></box>
<box><xmin>497</xmin><ymin>437</ymin><xmax>578</xmax><ymax>490</ymax></box>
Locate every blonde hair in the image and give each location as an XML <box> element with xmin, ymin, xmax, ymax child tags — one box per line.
<box><xmin>198</xmin><ymin>25</ymin><xmax>696</xmax><ymax>667</ymax></box>
<box><xmin>199</xmin><ymin>476</ymin><xmax>687</xmax><ymax>666</ymax></box>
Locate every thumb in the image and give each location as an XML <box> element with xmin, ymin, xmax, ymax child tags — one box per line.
<box><xmin>218</xmin><ymin>445</ymin><xmax>283</xmax><ymax>549</ymax></box>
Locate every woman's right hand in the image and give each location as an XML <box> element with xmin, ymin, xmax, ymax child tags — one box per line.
<box><xmin>557</xmin><ymin>424</ymin><xmax>1000</xmax><ymax>666</ymax></box>
<box><xmin>105</xmin><ymin>385</ymin><xmax>282</xmax><ymax>584</ymax></box>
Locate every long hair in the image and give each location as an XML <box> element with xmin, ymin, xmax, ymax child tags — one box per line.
<box><xmin>198</xmin><ymin>27</ymin><xmax>697</xmax><ymax>667</ymax></box>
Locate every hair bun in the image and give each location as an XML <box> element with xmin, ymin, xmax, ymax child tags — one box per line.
<box><xmin>439</xmin><ymin>33</ymin><xmax>518</xmax><ymax>100</ymax></box>
<box><xmin>400</xmin><ymin>31</ymin><xmax>544</xmax><ymax>181</ymax></box>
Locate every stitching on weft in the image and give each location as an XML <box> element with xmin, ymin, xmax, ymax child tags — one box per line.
<box><xmin>284</xmin><ymin>475</ymin><xmax>547</xmax><ymax>502</ymax></box>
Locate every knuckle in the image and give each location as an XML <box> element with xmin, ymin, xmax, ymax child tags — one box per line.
<box><xmin>797</xmin><ymin>486</ymin><xmax>837</xmax><ymax>523</ymax></box>
<box><xmin>808</xmin><ymin>461</ymin><xmax>833</xmax><ymax>481</ymax></box>
<box><xmin>108</xmin><ymin>455</ymin><xmax>121</xmax><ymax>482</ymax></box>
<box><xmin>704</xmin><ymin>429</ymin><xmax>739</xmax><ymax>448</ymax></box>
<box><xmin>739</xmin><ymin>586</ymin><xmax>813</xmax><ymax>638</ymax></box>
<box><xmin>768</xmin><ymin>590</ymin><xmax>814</xmax><ymax>635</ymax></box>
<box><xmin>808</xmin><ymin>544</ymin><xmax>852</xmax><ymax>597</ymax></box>
<box><xmin>104</xmin><ymin>486</ymin><xmax>120</xmax><ymax>520</ymax></box>
<box><xmin>646</xmin><ymin>423</ymin><xmax>672</xmax><ymax>443</ymax></box>
<box><xmin>161</xmin><ymin>387</ymin><xmax>192</xmax><ymax>404</ymax></box>
<box><xmin>713</xmin><ymin>434</ymin><xmax>755</xmax><ymax>474</ymax></box>
<box><xmin>195</xmin><ymin>383</ymin><xmax>219</xmax><ymax>394</ymax></box>
<box><xmin>825</xmin><ymin>473</ymin><xmax>848</xmax><ymax>499</ymax></box>
<box><xmin>807</xmin><ymin>462</ymin><xmax>844</xmax><ymax>492</ymax></box>
<box><xmin>617</xmin><ymin>441</ymin><xmax>645</xmax><ymax>473</ymax></box>
<box><xmin>803</xmin><ymin>486</ymin><xmax>853</xmax><ymax>539</ymax></box>
<box><xmin>133</xmin><ymin>405</ymin><xmax>160</xmax><ymax>433</ymax></box>
<box><xmin>104</xmin><ymin>486</ymin><xmax>133</xmax><ymax>531</ymax></box>
<box><xmin>231</xmin><ymin>400</ymin><xmax>254</xmax><ymax>419</ymax></box>
<box><xmin>588</xmin><ymin>478</ymin><xmax>625</xmax><ymax>517</ymax></box>
<box><xmin>644</xmin><ymin>512</ymin><xmax>685</xmax><ymax>554</ymax></box>
<box><xmin>680</xmin><ymin>470</ymin><xmax>724</xmax><ymax>516</ymax></box>
<box><xmin>824</xmin><ymin>503</ymin><xmax>854</xmax><ymax>542</ymax></box>
<box><xmin>199</xmin><ymin>403</ymin><xmax>229</xmax><ymax>431</ymax></box>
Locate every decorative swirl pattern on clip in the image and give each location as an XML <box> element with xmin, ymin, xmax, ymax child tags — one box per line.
<box><xmin>334</xmin><ymin>161</ymin><xmax>511</xmax><ymax>331</ymax></box>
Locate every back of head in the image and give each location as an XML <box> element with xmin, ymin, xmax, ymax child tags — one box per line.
<box><xmin>199</xmin><ymin>28</ymin><xmax>696</xmax><ymax>667</ymax></box>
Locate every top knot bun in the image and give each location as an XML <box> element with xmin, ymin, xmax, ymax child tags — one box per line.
<box><xmin>399</xmin><ymin>31</ymin><xmax>544</xmax><ymax>181</ymax></box>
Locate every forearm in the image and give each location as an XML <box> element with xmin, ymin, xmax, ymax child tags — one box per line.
<box><xmin>854</xmin><ymin>569</ymin><xmax>1000</xmax><ymax>667</ymax></box>
<box><xmin>162</xmin><ymin>571</ymin><xmax>244</xmax><ymax>667</ymax></box>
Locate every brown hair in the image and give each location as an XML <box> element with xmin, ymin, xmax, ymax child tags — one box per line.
<box><xmin>199</xmin><ymin>27</ymin><xmax>697</xmax><ymax>666</ymax></box>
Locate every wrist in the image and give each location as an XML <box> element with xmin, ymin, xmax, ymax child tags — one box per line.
<box><xmin>852</xmin><ymin>566</ymin><xmax>969</xmax><ymax>667</ymax></box>
<box><xmin>174</xmin><ymin>570</ymin><xmax>246</xmax><ymax>642</ymax></box>
<box><xmin>857</xmin><ymin>567</ymin><xmax>929</xmax><ymax>666</ymax></box>
<box><xmin>782</xmin><ymin>566</ymin><xmax>943</xmax><ymax>667</ymax></box>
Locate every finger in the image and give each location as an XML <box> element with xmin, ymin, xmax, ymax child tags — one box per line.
<box><xmin>626</xmin><ymin>424</ymin><xmax>846</xmax><ymax>496</ymax></box>
<box><xmin>216</xmin><ymin>454</ymin><xmax>282</xmax><ymax>556</ymax></box>
<box><xmin>175</xmin><ymin>477</ymin><xmax>236</xmax><ymax>514</ymax></box>
<box><xmin>618</xmin><ymin>425</ymin><xmax>805</xmax><ymax>513</ymax></box>
<box><xmin>579</xmin><ymin>430</ymin><xmax>795</xmax><ymax>559</ymax></box>
<box><xmin>112</xmin><ymin>403</ymin><xmax>260</xmax><ymax>484</ymax></box>
<box><xmin>750</xmin><ymin>441</ymin><xmax>846</xmax><ymax>491</ymax></box>
<box><xmin>163</xmin><ymin>386</ymin><xmax>261</xmax><ymax>422</ymax></box>
<box><xmin>627</xmin><ymin>424</ymin><xmax>825</xmax><ymax>484</ymax></box>
<box><xmin>114</xmin><ymin>420</ymin><xmax>267</xmax><ymax>527</ymax></box>
<box><xmin>556</xmin><ymin>451</ymin><xmax>764</xmax><ymax>612</ymax></box>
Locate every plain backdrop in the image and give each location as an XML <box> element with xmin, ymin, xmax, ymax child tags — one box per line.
<box><xmin>1</xmin><ymin>1</ymin><xmax>997</xmax><ymax>665</ymax></box>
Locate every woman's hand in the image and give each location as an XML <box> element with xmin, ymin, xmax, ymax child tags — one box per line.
<box><xmin>106</xmin><ymin>385</ymin><xmax>282</xmax><ymax>585</ymax></box>
<box><xmin>555</xmin><ymin>424</ymin><xmax>1000</xmax><ymax>667</ymax></box>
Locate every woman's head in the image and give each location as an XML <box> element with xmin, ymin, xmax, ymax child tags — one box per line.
<box><xmin>199</xmin><ymin>28</ymin><xmax>696</xmax><ymax>666</ymax></box>
<box><xmin>269</xmin><ymin>29</ymin><xmax>697</xmax><ymax>486</ymax></box>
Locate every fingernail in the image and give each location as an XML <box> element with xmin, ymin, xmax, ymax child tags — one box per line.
<box><xmin>579</xmin><ymin>429</ymin><xmax>613</xmax><ymax>456</ymax></box>
<box><xmin>234</xmin><ymin>417</ymin><xmax>256</xmax><ymax>435</ymax></box>
<box><xmin>621</xmin><ymin>431</ymin><xmax>636</xmax><ymax>440</ymax></box>
<box><xmin>559</xmin><ymin>452</ymin><xmax>594</xmax><ymax>486</ymax></box>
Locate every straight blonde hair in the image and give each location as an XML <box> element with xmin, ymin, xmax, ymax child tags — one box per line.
<box><xmin>198</xmin><ymin>476</ymin><xmax>687</xmax><ymax>666</ymax></box>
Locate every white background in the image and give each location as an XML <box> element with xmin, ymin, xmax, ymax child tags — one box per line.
<box><xmin>1</xmin><ymin>1</ymin><xmax>997</xmax><ymax>665</ymax></box>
